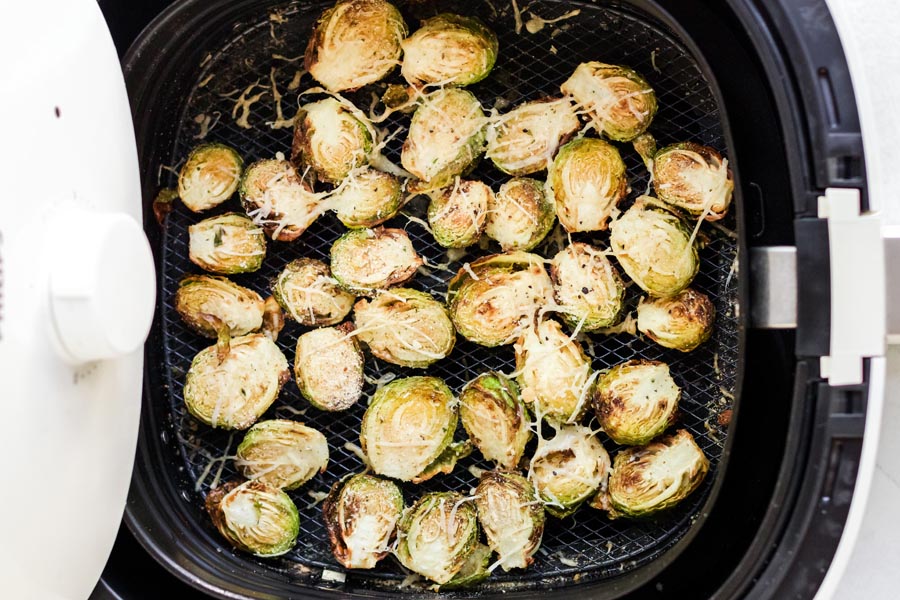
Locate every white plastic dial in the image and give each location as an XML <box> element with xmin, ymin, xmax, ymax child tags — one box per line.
<box><xmin>49</xmin><ymin>207</ymin><xmax>155</xmax><ymax>363</ymax></box>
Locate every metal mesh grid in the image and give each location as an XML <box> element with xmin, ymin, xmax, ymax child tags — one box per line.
<box><xmin>149</xmin><ymin>0</ymin><xmax>738</xmax><ymax>592</ymax></box>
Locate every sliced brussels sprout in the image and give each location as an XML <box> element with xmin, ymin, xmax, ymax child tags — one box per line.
<box><xmin>637</xmin><ymin>288</ymin><xmax>715</xmax><ymax>352</ymax></box>
<box><xmin>239</xmin><ymin>159</ymin><xmax>325</xmax><ymax>242</ymax></box>
<box><xmin>353</xmin><ymin>288</ymin><xmax>455</xmax><ymax>368</ymax></box>
<box><xmin>632</xmin><ymin>132</ymin><xmax>657</xmax><ymax>170</ymax></box>
<box><xmin>401</xmin><ymin>14</ymin><xmax>498</xmax><ymax>87</ymax></box>
<box><xmin>395</xmin><ymin>491</ymin><xmax>480</xmax><ymax>584</ymax></box>
<box><xmin>484</xmin><ymin>178</ymin><xmax>555</xmax><ymax>252</ymax></box>
<box><xmin>561</xmin><ymin>62</ymin><xmax>657</xmax><ymax>142</ymax></box>
<box><xmin>183</xmin><ymin>333</ymin><xmax>290</xmax><ymax>430</ymax></box>
<box><xmin>459</xmin><ymin>372</ymin><xmax>531</xmax><ymax>470</ymax></box>
<box><xmin>305</xmin><ymin>0</ymin><xmax>407</xmax><ymax>93</ymax></box>
<box><xmin>330</xmin><ymin>227</ymin><xmax>422</xmax><ymax>295</ymax></box>
<box><xmin>515</xmin><ymin>318</ymin><xmax>594</xmax><ymax>425</ymax></box>
<box><xmin>475</xmin><ymin>471</ymin><xmax>545</xmax><ymax>571</ymax></box>
<box><xmin>401</xmin><ymin>88</ymin><xmax>487</xmax><ymax>188</ymax></box>
<box><xmin>205</xmin><ymin>480</ymin><xmax>299</xmax><ymax>557</ymax></box>
<box><xmin>486</xmin><ymin>98</ymin><xmax>580</xmax><ymax>176</ymax></box>
<box><xmin>153</xmin><ymin>187</ymin><xmax>178</xmax><ymax>224</ymax></box>
<box><xmin>609</xmin><ymin>198</ymin><xmax>699</xmax><ymax>297</ymax></box>
<box><xmin>447</xmin><ymin>251</ymin><xmax>553</xmax><ymax>347</ymax></box>
<box><xmin>177</xmin><ymin>143</ymin><xmax>243</xmax><ymax>212</ymax></box>
<box><xmin>547</xmin><ymin>137</ymin><xmax>627</xmax><ymax>233</ymax></box>
<box><xmin>360</xmin><ymin>376</ymin><xmax>457</xmax><ymax>482</ymax></box>
<box><xmin>528</xmin><ymin>424</ymin><xmax>611</xmax><ymax>518</ymax></box>
<box><xmin>414</xmin><ymin>440</ymin><xmax>474</xmax><ymax>483</ymax></box>
<box><xmin>291</xmin><ymin>98</ymin><xmax>373</xmax><ymax>183</ymax></box>
<box><xmin>602</xmin><ymin>429</ymin><xmax>709</xmax><ymax>518</ymax></box>
<box><xmin>550</xmin><ymin>242</ymin><xmax>625</xmax><ymax>332</ymax></box>
<box><xmin>441</xmin><ymin>543</ymin><xmax>491</xmax><ymax>589</ymax></box>
<box><xmin>331</xmin><ymin>167</ymin><xmax>404</xmax><ymax>228</ymax></box>
<box><xmin>235</xmin><ymin>419</ymin><xmax>329</xmax><ymax>489</ymax></box>
<box><xmin>272</xmin><ymin>258</ymin><xmax>355</xmax><ymax>326</ymax></box>
<box><xmin>261</xmin><ymin>295</ymin><xmax>285</xmax><ymax>342</ymax></box>
<box><xmin>427</xmin><ymin>179</ymin><xmax>491</xmax><ymax>248</ymax></box>
<box><xmin>294</xmin><ymin>323</ymin><xmax>364</xmax><ymax>411</ymax></box>
<box><xmin>322</xmin><ymin>473</ymin><xmax>404</xmax><ymax>569</ymax></box>
<box><xmin>592</xmin><ymin>359</ymin><xmax>679</xmax><ymax>446</ymax></box>
<box><xmin>188</xmin><ymin>212</ymin><xmax>266</xmax><ymax>274</ymax></box>
<box><xmin>175</xmin><ymin>275</ymin><xmax>265</xmax><ymax>338</ymax></box>
<box><xmin>653</xmin><ymin>142</ymin><xmax>734</xmax><ymax>220</ymax></box>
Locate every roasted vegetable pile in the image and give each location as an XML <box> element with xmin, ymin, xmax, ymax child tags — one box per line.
<box><xmin>158</xmin><ymin>0</ymin><xmax>737</xmax><ymax>589</ymax></box>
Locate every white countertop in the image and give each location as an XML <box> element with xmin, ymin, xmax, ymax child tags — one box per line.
<box><xmin>822</xmin><ymin>1</ymin><xmax>900</xmax><ymax>598</ymax></box>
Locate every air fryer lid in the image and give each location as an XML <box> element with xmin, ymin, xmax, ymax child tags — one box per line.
<box><xmin>0</xmin><ymin>0</ymin><xmax>154</xmax><ymax>598</ymax></box>
<box><xmin>127</xmin><ymin>0</ymin><xmax>740</xmax><ymax>597</ymax></box>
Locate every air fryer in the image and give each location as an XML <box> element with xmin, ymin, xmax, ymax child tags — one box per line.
<box><xmin>97</xmin><ymin>0</ymin><xmax>874</xmax><ymax>598</ymax></box>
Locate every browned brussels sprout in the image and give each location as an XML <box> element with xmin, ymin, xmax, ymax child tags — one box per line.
<box><xmin>592</xmin><ymin>359</ymin><xmax>680</xmax><ymax>446</ymax></box>
<box><xmin>637</xmin><ymin>288</ymin><xmax>715</xmax><ymax>351</ymax></box>
<box><xmin>305</xmin><ymin>0</ymin><xmax>407</xmax><ymax>92</ymax></box>
<box><xmin>322</xmin><ymin>473</ymin><xmax>404</xmax><ymax>569</ymax></box>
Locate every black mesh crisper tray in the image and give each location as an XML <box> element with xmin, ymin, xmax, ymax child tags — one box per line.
<box><xmin>147</xmin><ymin>0</ymin><xmax>738</xmax><ymax>594</ymax></box>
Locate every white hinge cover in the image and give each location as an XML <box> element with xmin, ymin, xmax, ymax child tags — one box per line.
<box><xmin>817</xmin><ymin>188</ymin><xmax>886</xmax><ymax>385</ymax></box>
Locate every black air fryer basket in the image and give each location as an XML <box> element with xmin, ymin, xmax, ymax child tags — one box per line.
<box><xmin>125</xmin><ymin>0</ymin><xmax>748</xmax><ymax>596</ymax></box>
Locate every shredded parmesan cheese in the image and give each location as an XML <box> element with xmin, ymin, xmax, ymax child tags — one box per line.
<box><xmin>232</xmin><ymin>80</ymin><xmax>268</xmax><ymax>129</ymax></box>
<box><xmin>524</xmin><ymin>9</ymin><xmax>581</xmax><ymax>34</ymax></box>
<box><xmin>343</xmin><ymin>442</ymin><xmax>369</xmax><ymax>464</ymax></box>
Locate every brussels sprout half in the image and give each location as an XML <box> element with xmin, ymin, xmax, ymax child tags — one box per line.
<box><xmin>322</xmin><ymin>473</ymin><xmax>404</xmax><ymax>569</ymax></box>
<box><xmin>637</xmin><ymin>288</ymin><xmax>715</xmax><ymax>352</ymax></box>
<box><xmin>447</xmin><ymin>251</ymin><xmax>553</xmax><ymax>347</ymax></box>
<box><xmin>332</xmin><ymin>167</ymin><xmax>404</xmax><ymax>228</ymax></box>
<box><xmin>592</xmin><ymin>359</ymin><xmax>680</xmax><ymax>446</ymax></box>
<box><xmin>360</xmin><ymin>376</ymin><xmax>458</xmax><ymax>482</ymax></box>
<box><xmin>515</xmin><ymin>318</ymin><xmax>594</xmax><ymax>425</ymax></box>
<box><xmin>205</xmin><ymin>480</ymin><xmax>300</xmax><ymax>557</ymax></box>
<box><xmin>292</xmin><ymin>97</ymin><xmax>373</xmax><ymax>183</ymax></box>
<box><xmin>305</xmin><ymin>0</ymin><xmax>407</xmax><ymax>93</ymax></box>
<box><xmin>601</xmin><ymin>429</ymin><xmax>709</xmax><ymax>519</ymax></box>
<box><xmin>528</xmin><ymin>424</ymin><xmax>611</xmax><ymax>518</ymax></box>
<box><xmin>484</xmin><ymin>178</ymin><xmax>555</xmax><ymax>252</ymax></box>
<box><xmin>561</xmin><ymin>62</ymin><xmax>657</xmax><ymax>142</ymax></box>
<box><xmin>175</xmin><ymin>275</ymin><xmax>265</xmax><ymax>338</ymax></box>
<box><xmin>188</xmin><ymin>213</ymin><xmax>266</xmax><ymax>275</ymax></box>
<box><xmin>353</xmin><ymin>288</ymin><xmax>455</xmax><ymax>368</ymax></box>
<box><xmin>239</xmin><ymin>159</ymin><xmax>325</xmax><ymax>242</ymax></box>
<box><xmin>475</xmin><ymin>471</ymin><xmax>545</xmax><ymax>571</ymax></box>
<box><xmin>235</xmin><ymin>419</ymin><xmax>329</xmax><ymax>490</ymax></box>
<box><xmin>395</xmin><ymin>491</ymin><xmax>480</xmax><ymax>584</ymax></box>
<box><xmin>401</xmin><ymin>88</ymin><xmax>487</xmax><ymax>188</ymax></box>
<box><xmin>609</xmin><ymin>198</ymin><xmax>699</xmax><ymax>297</ymax></box>
<box><xmin>295</xmin><ymin>323</ymin><xmax>364</xmax><ymax>411</ymax></box>
<box><xmin>441</xmin><ymin>543</ymin><xmax>492</xmax><ymax>589</ymax></box>
<box><xmin>486</xmin><ymin>98</ymin><xmax>580</xmax><ymax>176</ymax></box>
<box><xmin>653</xmin><ymin>142</ymin><xmax>734</xmax><ymax>220</ymax></box>
<box><xmin>547</xmin><ymin>137</ymin><xmax>627</xmax><ymax>233</ymax></box>
<box><xmin>550</xmin><ymin>242</ymin><xmax>625</xmax><ymax>332</ymax></box>
<box><xmin>272</xmin><ymin>258</ymin><xmax>355</xmax><ymax>326</ymax></box>
<box><xmin>183</xmin><ymin>333</ymin><xmax>290</xmax><ymax>430</ymax></box>
<box><xmin>178</xmin><ymin>143</ymin><xmax>243</xmax><ymax>212</ymax></box>
<box><xmin>459</xmin><ymin>372</ymin><xmax>531</xmax><ymax>470</ymax></box>
<box><xmin>330</xmin><ymin>227</ymin><xmax>423</xmax><ymax>295</ymax></box>
<box><xmin>401</xmin><ymin>14</ymin><xmax>498</xmax><ymax>87</ymax></box>
<box><xmin>427</xmin><ymin>179</ymin><xmax>491</xmax><ymax>249</ymax></box>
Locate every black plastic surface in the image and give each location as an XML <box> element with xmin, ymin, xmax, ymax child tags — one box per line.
<box><xmin>795</xmin><ymin>218</ymin><xmax>831</xmax><ymax>357</ymax></box>
<box><xmin>743</xmin><ymin>374</ymin><xmax>867</xmax><ymax>600</ymax></box>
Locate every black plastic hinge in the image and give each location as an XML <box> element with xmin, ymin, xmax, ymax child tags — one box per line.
<box><xmin>794</xmin><ymin>217</ymin><xmax>830</xmax><ymax>357</ymax></box>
